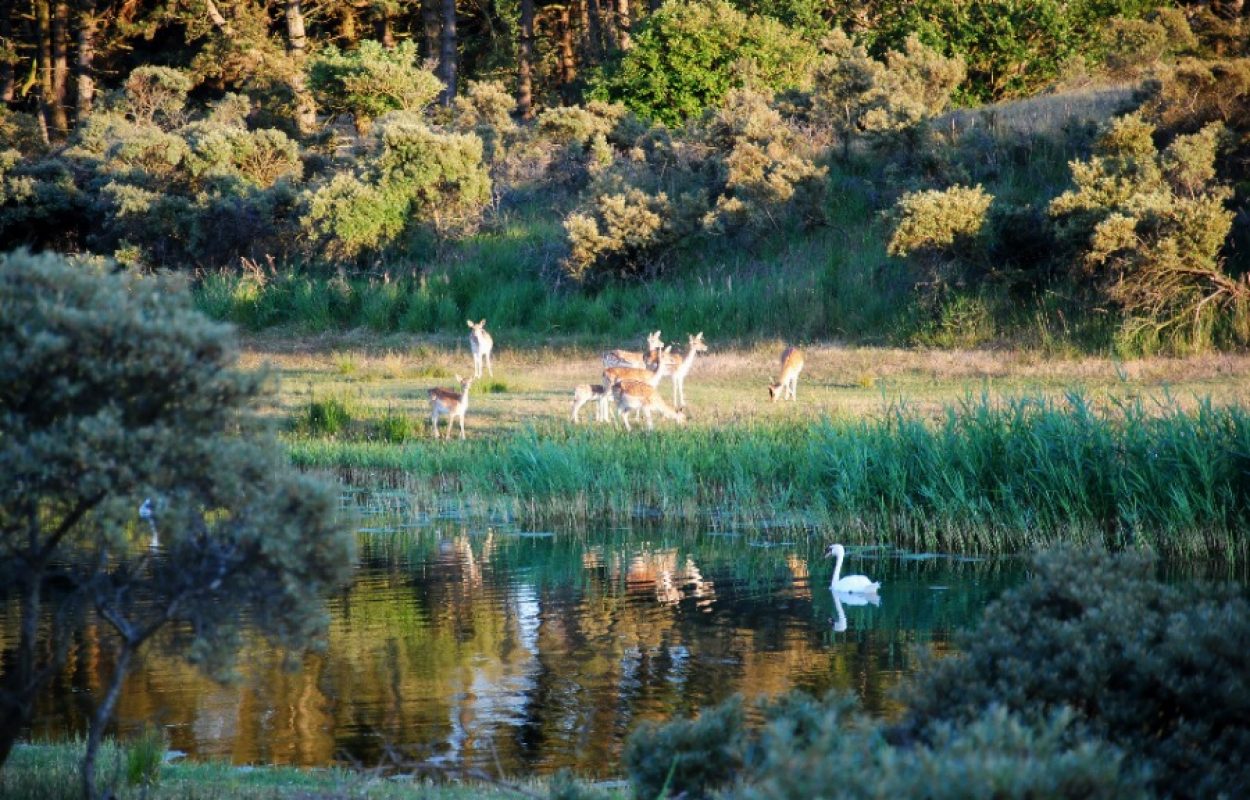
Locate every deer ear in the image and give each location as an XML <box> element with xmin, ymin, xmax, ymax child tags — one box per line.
<box><xmin>466</xmin><ymin>320</ymin><xmax>474</xmax><ymax>327</ymax></box>
<box><xmin>479</xmin><ymin>319</ymin><xmax>486</xmax><ymax>326</ymax></box>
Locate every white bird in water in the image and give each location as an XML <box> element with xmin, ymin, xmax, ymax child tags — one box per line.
<box><xmin>831</xmin><ymin>589</ymin><xmax>880</xmax><ymax>633</ymax></box>
<box><xmin>139</xmin><ymin>497</ymin><xmax>159</xmax><ymax>548</ymax></box>
<box><xmin>826</xmin><ymin>544</ymin><xmax>880</xmax><ymax>595</ymax></box>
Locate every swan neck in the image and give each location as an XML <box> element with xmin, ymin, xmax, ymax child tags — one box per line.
<box><xmin>831</xmin><ymin>549</ymin><xmax>844</xmax><ymax>587</ymax></box>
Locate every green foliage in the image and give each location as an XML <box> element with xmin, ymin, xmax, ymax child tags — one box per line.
<box><xmin>295</xmin><ymin>396</ymin><xmax>354</xmax><ymax>437</ymax></box>
<box><xmin>899</xmin><ymin>548</ymin><xmax>1250</xmax><ymax>799</ymax></box>
<box><xmin>842</xmin><ymin>0</ymin><xmax>1167</xmax><ymax>102</ymax></box>
<box><xmin>288</xmin><ymin>395</ymin><xmax>1250</xmax><ymax>560</ymax></box>
<box><xmin>124</xmin><ymin>727</ymin><xmax>166</xmax><ymax>788</ymax></box>
<box><xmin>300</xmin><ymin>113</ymin><xmax>490</xmax><ymax>262</ymax></box>
<box><xmin>813</xmin><ymin>30</ymin><xmax>965</xmax><ymax>154</ymax></box>
<box><xmin>562</xmin><ymin>88</ymin><xmax>828</xmax><ymax>282</ymax></box>
<box><xmin>124</xmin><ymin>66</ymin><xmax>193</xmax><ymax>128</ymax></box>
<box><xmin>624</xmin><ymin>696</ymin><xmax>745</xmax><ymax>800</ymax></box>
<box><xmin>589</xmin><ymin>1</ymin><xmax>818</xmax><ymax>125</ymax></box>
<box><xmin>1049</xmin><ymin>114</ymin><xmax>1245</xmax><ymax>351</ymax></box>
<box><xmin>309</xmin><ymin>41</ymin><xmax>443</xmax><ymax>133</ymax></box>
<box><xmin>888</xmin><ymin>184</ymin><xmax>992</xmax><ymax>258</ymax></box>
<box><xmin>0</xmin><ymin>250</ymin><xmax>354</xmax><ymax>775</ymax></box>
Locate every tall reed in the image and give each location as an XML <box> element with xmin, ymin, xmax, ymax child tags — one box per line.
<box><xmin>289</xmin><ymin>395</ymin><xmax>1250</xmax><ymax>561</ymax></box>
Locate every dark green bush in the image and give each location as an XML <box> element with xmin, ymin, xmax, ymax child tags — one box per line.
<box><xmin>623</xmin><ymin>696</ymin><xmax>746</xmax><ymax>800</ymax></box>
<box><xmin>899</xmin><ymin>547</ymin><xmax>1250</xmax><ymax>800</ymax></box>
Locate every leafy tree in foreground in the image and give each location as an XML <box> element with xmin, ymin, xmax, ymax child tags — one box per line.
<box><xmin>0</xmin><ymin>250</ymin><xmax>354</xmax><ymax>799</ymax></box>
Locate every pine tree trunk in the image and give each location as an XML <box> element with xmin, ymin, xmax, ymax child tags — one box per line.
<box><xmin>35</xmin><ymin>0</ymin><xmax>63</xmax><ymax>138</ymax></box>
<box><xmin>579</xmin><ymin>0</ymin><xmax>599</xmax><ymax>64</ymax></box>
<box><xmin>439</xmin><ymin>0</ymin><xmax>457</xmax><ymax>104</ymax></box>
<box><xmin>286</xmin><ymin>0</ymin><xmax>317</xmax><ymax>135</ymax></box>
<box><xmin>51</xmin><ymin>1</ymin><xmax>70</xmax><ymax>130</ymax></box>
<box><xmin>0</xmin><ymin>567</ymin><xmax>42</xmax><ymax>770</ymax></box>
<box><xmin>75</xmin><ymin>0</ymin><xmax>96</xmax><ymax>121</ymax></box>
<box><xmin>615</xmin><ymin>0</ymin><xmax>631</xmax><ymax>50</ymax></box>
<box><xmin>0</xmin><ymin>0</ymin><xmax>15</xmax><ymax>104</ymax></box>
<box><xmin>558</xmin><ymin>3</ymin><xmax>576</xmax><ymax>90</ymax></box>
<box><xmin>375</xmin><ymin>4</ymin><xmax>395</xmax><ymax>48</ymax></box>
<box><xmin>422</xmin><ymin>0</ymin><xmax>439</xmax><ymax>62</ymax></box>
<box><xmin>517</xmin><ymin>0</ymin><xmax>534</xmax><ymax>119</ymax></box>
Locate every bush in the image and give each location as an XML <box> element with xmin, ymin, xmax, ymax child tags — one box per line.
<box><xmin>300</xmin><ymin>113</ymin><xmax>490</xmax><ymax>262</ymax></box>
<box><xmin>1049</xmin><ymin>113</ymin><xmax>1245</xmax><ymax>351</ymax></box>
<box><xmin>623</xmin><ymin>696</ymin><xmax>746</xmax><ymax>800</ymax></box>
<box><xmin>309</xmin><ymin>41</ymin><xmax>443</xmax><ymax>134</ymax></box>
<box><xmin>589</xmin><ymin>0</ymin><xmax>818</xmax><ymax>126</ymax></box>
<box><xmin>899</xmin><ymin>548</ymin><xmax>1250</xmax><ymax>800</ymax></box>
<box><xmin>813</xmin><ymin>30</ymin><xmax>965</xmax><ymax>157</ymax></box>
<box><xmin>561</xmin><ymin>88</ymin><xmax>827</xmax><ymax>282</ymax></box>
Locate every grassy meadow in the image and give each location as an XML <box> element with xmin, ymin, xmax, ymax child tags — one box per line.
<box><xmin>2</xmin><ymin>741</ymin><xmax>600</xmax><ymax>800</ymax></box>
<box><xmin>244</xmin><ymin>334</ymin><xmax>1250</xmax><ymax>559</ymax></box>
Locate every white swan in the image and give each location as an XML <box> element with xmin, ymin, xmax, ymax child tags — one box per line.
<box><xmin>826</xmin><ymin>544</ymin><xmax>880</xmax><ymax>594</ymax></box>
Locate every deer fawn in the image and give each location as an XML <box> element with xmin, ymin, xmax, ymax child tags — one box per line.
<box><xmin>571</xmin><ymin>383</ymin><xmax>612</xmax><ymax>423</ymax></box>
<box><xmin>612</xmin><ymin>379</ymin><xmax>687</xmax><ymax>431</ymax></box>
<box><xmin>768</xmin><ymin>346</ymin><xmax>804</xmax><ymax>402</ymax></box>
<box><xmin>602</xmin><ymin>330</ymin><xmax>663</xmax><ymax>369</ymax></box>
<box><xmin>656</xmin><ymin>332</ymin><xmax>707</xmax><ymax>409</ymax></box>
<box><xmin>467</xmin><ymin>319</ymin><xmax>494</xmax><ymax>378</ymax></box>
<box><xmin>429</xmin><ymin>375</ymin><xmax>474</xmax><ymax>439</ymax></box>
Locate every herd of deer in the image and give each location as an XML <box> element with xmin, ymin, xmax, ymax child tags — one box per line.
<box><xmin>426</xmin><ymin>320</ymin><xmax>806</xmax><ymax>439</ymax></box>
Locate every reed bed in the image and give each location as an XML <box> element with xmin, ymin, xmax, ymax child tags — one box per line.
<box><xmin>291</xmin><ymin>395</ymin><xmax>1250</xmax><ymax>561</ymax></box>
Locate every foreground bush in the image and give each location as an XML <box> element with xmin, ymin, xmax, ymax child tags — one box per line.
<box><xmin>594</xmin><ymin>547</ymin><xmax>1246</xmax><ymax>799</ymax></box>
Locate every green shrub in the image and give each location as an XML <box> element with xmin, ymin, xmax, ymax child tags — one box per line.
<box><xmin>588</xmin><ymin>0</ymin><xmax>818</xmax><ymax>126</ymax></box>
<box><xmin>124</xmin><ymin>65</ymin><xmax>193</xmax><ymax>128</ymax></box>
<box><xmin>300</xmin><ymin>113</ymin><xmax>491</xmax><ymax>262</ymax></box>
<box><xmin>899</xmin><ymin>548</ymin><xmax>1250</xmax><ymax>800</ymax></box>
<box><xmin>124</xmin><ymin>726</ymin><xmax>165</xmax><ymax>788</ymax></box>
<box><xmin>295</xmin><ymin>397</ymin><xmax>354</xmax><ymax>437</ymax></box>
<box><xmin>623</xmin><ymin>696</ymin><xmax>746</xmax><ymax>800</ymax></box>
<box><xmin>1049</xmin><ymin>113</ymin><xmax>1245</xmax><ymax>351</ymax></box>
<box><xmin>375</xmin><ymin>413</ymin><xmax>417</xmax><ymax>443</ymax></box>
<box><xmin>813</xmin><ymin>30</ymin><xmax>965</xmax><ymax>156</ymax></box>
<box><xmin>308</xmin><ymin>40</ymin><xmax>442</xmax><ymax>134</ymax></box>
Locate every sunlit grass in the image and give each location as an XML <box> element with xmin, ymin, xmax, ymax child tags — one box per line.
<box><xmin>3</xmin><ymin>740</ymin><xmax>593</xmax><ymax>800</ymax></box>
<box><xmin>289</xmin><ymin>395</ymin><xmax>1250</xmax><ymax>561</ymax></box>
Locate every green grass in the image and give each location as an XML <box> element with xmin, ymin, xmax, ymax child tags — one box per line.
<box><xmin>2</xmin><ymin>740</ymin><xmax>594</xmax><ymax>800</ymax></box>
<box><xmin>290</xmin><ymin>395</ymin><xmax>1250</xmax><ymax>561</ymax></box>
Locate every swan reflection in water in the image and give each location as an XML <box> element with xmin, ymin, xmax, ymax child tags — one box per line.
<box><xmin>831</xmin><ymin>589</ymin><xmax>881</xmax><ymax>632</ymax></box>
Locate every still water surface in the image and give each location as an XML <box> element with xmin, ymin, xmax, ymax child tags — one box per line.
<box><xmin>23</xmin><ymin>485</ymin><xmax>1027</xmax><ymax>776</ymax></box>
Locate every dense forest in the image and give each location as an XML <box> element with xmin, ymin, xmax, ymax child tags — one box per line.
<box><xmin>2</xmin><ymin>0</ymin><xmax>1250</xmax><ymax>352</ymax></box>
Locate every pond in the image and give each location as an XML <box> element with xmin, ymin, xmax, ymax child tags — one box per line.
<box><xmin>19</xmin><ymin>483</ymin><xmax>1029</xmax><ymax>777</ymax></box>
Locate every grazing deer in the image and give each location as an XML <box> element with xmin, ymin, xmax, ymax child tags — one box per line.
<box><xmin>571</xmin><ymin>383</ymin><xmax>612</xmax><ymax>423</ymax></box>
<box><xmin>467</xmin><ymin>319</ymin><xmax>494</xmax><ymax>378</ymax></box>
<box><xmin>655</xmin><ymin>332</ymin><xmax>707</xmax><ymax>409</ymax></box>
<box><xmin>602</xmin><ymin>330</ymin><xmax>663</xmax><ymax>369</ymax></box>
<box><xmin>612</xmin><ymin>379</ymin><xmax>686</xmax><ymax>431</ymax></box>
<box><xmin>603</xmin><ymin>345</ymin><xmax>672</xmax><ymax>390</ymax></box>
<box><xmin>768</xmin><ymin>346</ymin><xmax>805</xmax><ymax>402</ymax></box>
<box><xmin>429</xmin><ymin>375</ymin><xmax>474</xmax><ymax>439</ymax></box>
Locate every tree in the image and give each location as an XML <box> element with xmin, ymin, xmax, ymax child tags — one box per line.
<box><xmin>0</xmin><ymin>250</ymin><xmax>354</xmax><ymax>799</ymax></box>
<box><xmin>588</xmin><ymin>0</ymin><xmax>817</xmax><ymax>125</ymax></box>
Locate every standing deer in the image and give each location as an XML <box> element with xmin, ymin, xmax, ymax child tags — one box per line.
<box><xmin>658</xmin><ymin>332</ymin><xmax>707</xmax><ymax>409</ymax></box>
<box><xmin>602</xmin><ymin>330</ymin><xmax>663</xmax><ymax>369</ymax></box>
<box><xmin>571</xmin><ymin>383</ymin><xmax>612</xmax><ymax>423</ymax></box>
<box><xmin>612</xmin><ymin>379</ymin><xmax>687</xmax><ymax>431</ymax></box>
<box><xmin>768</xmin><ymin>346</ymin><xmax>804</xmax><ymax>402</ymax></box>
<box><xmin>429</xmin><ymin>375</ymin><xmax>474</xmax><ymax>439</ymax></box>
<box><xmin>604</xmin><ymin>345</ymin><xmax>673</xmax><ymax>423</ymax></box>
<box><xmin>467</xmin><ymin>319</ymin><xmax>494</xmax><ymax>378</ymax></box>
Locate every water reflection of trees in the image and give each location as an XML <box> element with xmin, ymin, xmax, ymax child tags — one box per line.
<box><xmin>9</xmin><ymin>523</ymin><xmax>1024</xmax><ymax>778</ymax></box>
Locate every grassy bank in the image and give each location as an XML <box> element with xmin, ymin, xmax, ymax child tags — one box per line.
<box><xmin>2</xmin><ymin>740</ymin><xmax>586</xmax><ymax>800</ymax></box>
<box><xmin>295</xmin><ymin>395</ymin><xmax>1250</xmax><ymax>560</ymax></box>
